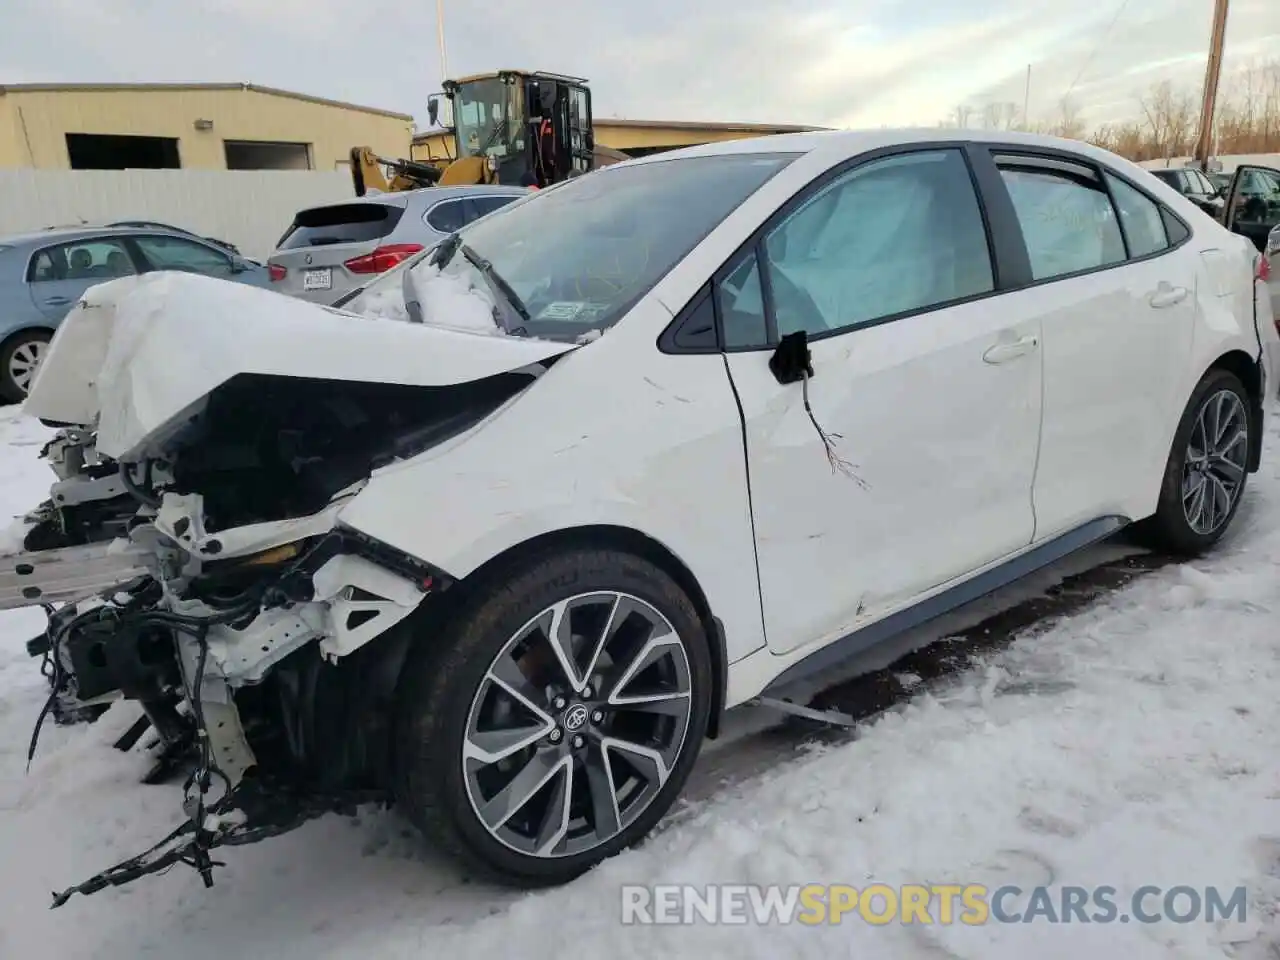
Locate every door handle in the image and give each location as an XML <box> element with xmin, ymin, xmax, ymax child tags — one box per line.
<box><xmin>982</xmin><ymin>335</ymin><xmax>1039</xmax><ymax>364</ymax></box>
<box><xmin>1148</xmin><ymin>284</ymin><xmax>1189</xmax><ymax>308</ymax></box>
<box><xmin>43</xmin><ymin>296</ymin><xmax>72</xmax><ymax>306</ymax></box>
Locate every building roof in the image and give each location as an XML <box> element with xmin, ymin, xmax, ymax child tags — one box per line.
<box><xmin>0</xmin><ymin>82</ymin><xmax>413</xmax><ymax>122</ymax></box>
<box><xmin>413</xmin><ymin>117</ymin><xmax>828</xmax><ymax>144</ymax></box>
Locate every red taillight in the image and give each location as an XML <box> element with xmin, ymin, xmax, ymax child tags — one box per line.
<box><xmin>1258</xmin><ymin>255</ymin><xmax>1272</xmax><ymax>283</ymax></box>
<box><xmin>343</xmin><ymin>243</ymin><xmax>424</xmax><ymax>274</ymax></box>
<box><xmin>268</xmin><ymin>263</ymin><xmax>286</xmax><ymax>282</ymax></box>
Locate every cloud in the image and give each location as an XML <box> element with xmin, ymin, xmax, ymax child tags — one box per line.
<box><xmin>1</xmin><ymin>0</ymin><xmax>1278</xmax><ymax>132</ymax></box>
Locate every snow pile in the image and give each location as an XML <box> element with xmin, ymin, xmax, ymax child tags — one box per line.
<box><xmin>343</xmin><ymin>282</ymin><xmax>410</xmax><ymax>324</ymax></box>
<box><xmin>0</xmin><ymin>410</ymin><xmax>55</xmax><ymax>556</ymax></box>
<box><xmin>0</xmin><ymin>403</ymin><xmax>1278</xmax><ymax>959</ymax></box>
<box><xmin>353</xmin><ymin>262</ymin><xmax>501</xmax><ymax>337</ymax></box>
<box><xmin>408</xmin><ymin>263</ymin><xmax>501</xmax><ymax>336</ymax></box>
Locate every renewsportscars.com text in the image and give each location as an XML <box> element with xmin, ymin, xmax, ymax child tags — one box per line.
<box><xmin>620</xmin><ymin>883</ymin><xmax>1249</xmax><ymax>926</ymax></box>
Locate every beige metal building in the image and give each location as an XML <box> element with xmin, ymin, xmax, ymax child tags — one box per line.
<box><xmin>412</xmin><ymin>118</ymin><xmax>825</xmax><ymax>164</ymax></box>
<box><xmin>0</xmin><ymin>82</ymin><xmax>414</xmax><ymax>172</ymax></box>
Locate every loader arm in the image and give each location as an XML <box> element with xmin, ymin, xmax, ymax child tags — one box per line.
<box><xmin>348</xmin><ymin>146</ymin><xmax>444</xmax><ymax>196</ymax></box>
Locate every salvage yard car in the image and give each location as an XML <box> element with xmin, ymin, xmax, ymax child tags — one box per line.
<box><xmin>0</xmin><ymin>225</ymin><xmax>269</xmax><ymax>401</ymax></box>
<box><xmin>267</xmin><ymin>184</ymin><xmax>529</xmax><ymax>304</ymax></box>
<box><xmin>5</xmin><ymin>128</ymin><xmax>1277</xmax><ymax>906</ymax></box>
<box><xmin>1218</xmin><ymin>162</ymin><xmax>1280</xmax><ymax>302</ymax></box>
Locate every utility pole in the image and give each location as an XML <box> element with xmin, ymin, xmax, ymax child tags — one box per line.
<box><xmin>436</xmin><ymin>0</ymin><xmax>449</xmax><ymax>85</ymax></box>
<box><xmin>1193</xmin><ymin>0</ymin><xmax>1230</xmax><ymax>170</ymax></box>
<box><xmin>1023</xmin><ymin>64</ymin><xmax>1032</xmax><ymax>129</ymax></box>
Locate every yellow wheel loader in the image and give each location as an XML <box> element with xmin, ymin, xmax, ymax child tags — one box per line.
<box><xmin>350</xmin><ymin>69</ymin><xmax>629</xmax><ymax>197</ymax></box>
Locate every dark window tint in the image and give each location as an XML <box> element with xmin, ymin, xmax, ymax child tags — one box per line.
<box><xmin>276</xmin><ymin>203</ymin><xmax>403</xmax><ymax>250</ymax></box>
<box><xmin>1232</xmin><ymin>168</ymin><xmax>1280</xmax><ymax>238</ymax></box>
<box><xmin>1162</xmin><ymin>208</ymin><xmax>1191</xmax><ymax>245</ymax></box>
<box><xmin>471</xmin><ymin>195</ymin><xmax>520</xmax><ymax>219</ymax></box>
<box><xmin>996</xmin><ymin>156</ymin><xmax>1125</xmax><ymax>281</ymax></box>
<box><xmin>28</xmin><ymin>238</ymin><xmax>135</xmax><ymax>282</ymax></box>
<box><xmin>425</xmin><ymin>198</ymin><xmax>469</xmax><ymax>233</ymax></box>
<box><xmin>753</xmin><ymin>148</ymin><xmax>992</xmax><ymax>340</ymax></box>
<box><xmin>1105</xmin><ymin>174</ymin><xmax>1169</xmax><ymax>258</ymax></box>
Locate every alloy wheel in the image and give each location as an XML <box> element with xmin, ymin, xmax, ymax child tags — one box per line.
<box><xmin>1182</xmin><ymin>388</ymin><xmax>1249</xmax><ymax>536</ymax></box>
<box><xmin>462</xmin><ymin>591</ymin><xmax>693</xmax><ymax>859</ymax></box>
<box><xmin>8</xmin><ymin>339</ymin><xmax>45</xmax><ymax>395</ymax></box>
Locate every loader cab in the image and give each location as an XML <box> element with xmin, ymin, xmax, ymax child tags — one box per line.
<box><xmin>432</xmin><ymin>70</ymin><xmax>595</xmax><ymax>188</ymax></box>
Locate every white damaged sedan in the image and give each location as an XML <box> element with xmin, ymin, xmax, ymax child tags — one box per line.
<box><xmin>8</xmin><ymin>128</ymin><xmax>1277</xmax><ymax>906</ymax></box>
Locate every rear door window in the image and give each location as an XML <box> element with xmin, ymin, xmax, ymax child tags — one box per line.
<box><xmin>277</xmin><ymin>203</ymin><xmax>404</xmax><ymax>250</ymax></box>
<box><xmin>995</xmin><ymin>155</ymin><xmax>1126</xmax><ymax>281</ymax></box>
<box><xmin>28</xmin><ymin>238</ymin><xmax>136</xmax><ymax>282</ymax></box>
<box><xmin>1105</xmin><ymin>174</ymin><xmax>1170</xmax><ymax>258</ymax></box>
<box><xmin>425</xmin><ymin>198</ymin><xmax>468</xmax><ymax>233</ymax></box>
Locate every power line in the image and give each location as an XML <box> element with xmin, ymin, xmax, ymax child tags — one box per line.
<box><xmin>1064</xmin><ymin>0</ymin><xmax>1134</xmax><ymax>102</ymax></box>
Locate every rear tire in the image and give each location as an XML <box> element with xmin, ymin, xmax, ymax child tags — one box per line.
<box><xmin>0</xmin><ymin>330</ymin><xmax>52</xmax><ymax>403</ymax></box>
<box><xmin>1137</xmin><ymin>368</ymin><xmax>1253</xmax><ymax>555</ymax></box>
<box><xmin>392</xmin><ymin>546</ymin><xmax>712</xmax><ymax>886</ymax></box>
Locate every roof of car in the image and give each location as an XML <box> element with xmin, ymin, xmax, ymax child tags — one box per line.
<box><xmin>615</xmin><ymin>127</ymin><xmax>1142</xmax><ymax>169</ymax></box>
<box><xmin>0</xmin><ymin>224</ymin><xmax>198</xmax><ymax>249</ymax></box>
<box><xmin>359</xmin><ymin>183</ymin><xmax>531</xmax><ymax>205</ymax></box>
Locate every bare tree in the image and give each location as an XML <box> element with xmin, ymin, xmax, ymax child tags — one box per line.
<box><xmin>980</xmin><ymin>101</ymin><xmax>1021</xmax><ymax>131</ymax></box>
<box><xmin>1046</xmin><ymin>96</ymin><xmax>1087</xmax><ymax>140</ymax></box>
<box><xmin>933</xmin><ymin>58</ymin><xmax>1280</xmax><ymax>160</ymax></box>
<box><xmin>1138</xmin><ymin>81</ymin><xmax>1197</xmax><ymax>160</ymax></box>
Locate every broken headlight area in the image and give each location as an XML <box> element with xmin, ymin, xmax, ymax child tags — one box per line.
<box><xmin>26</xmin><ymin>522</ymin><xmax>450</xmax><ymax>909</ymax></box>
<box><xmin>19</xmin><ymin>369</ymin><xmax>535</xmax><ymax>555</ymax></box>
<box><xmin>8</xmin><ymin>371</ymin><xmax>542</xmax><ymax>907</ymax></box>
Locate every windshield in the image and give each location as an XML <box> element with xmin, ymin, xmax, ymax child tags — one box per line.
<box><xmin>453</xmin><ymin>78</ymin><xmax>522</xmax><ymax>161</ymax></box>
<box><xmin>341</xmin><ymin>153</ymin><xmax>797</xmax><ymax>340</ymax></box>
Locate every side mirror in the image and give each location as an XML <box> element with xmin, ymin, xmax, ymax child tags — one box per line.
<box><xmin>229</xmin><ymin>255</ymin><xmax>250</xmax><ymax>274</ymax></box>
<box><xmin>1267</xmin><ymin>226</ymin><xmax>1280</xmax><ymax>258</ymax></box>
<box><xmin>428</xmin><ymin>96</ymin><xmax>440</xmax><ymax>128</ymax></box>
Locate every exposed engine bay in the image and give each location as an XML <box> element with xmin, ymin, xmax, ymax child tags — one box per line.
<box><xmin>6</xmin><ymin>273</ymin><xmax>577</xmax><ymax>907</ymax></box>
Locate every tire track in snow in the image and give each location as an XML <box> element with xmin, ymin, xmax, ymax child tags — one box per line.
<box><xmin>675</xmin><ymin>544</ymin><xmax>1184</xmax><ymax>814</ymax></box>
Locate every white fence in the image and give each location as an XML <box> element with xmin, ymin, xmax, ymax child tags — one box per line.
<box><xmin>0</xmin><ymin>169</ymin><xmax>358</xmax><ymax>261</ymax></box>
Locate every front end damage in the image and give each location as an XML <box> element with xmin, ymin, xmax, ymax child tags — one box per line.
<box><xmin>7</xmin><ymin>273</ymin><xmax>577</xmax><ymax>906</ymax></box>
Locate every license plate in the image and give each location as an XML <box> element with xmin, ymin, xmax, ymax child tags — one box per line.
<box><xmin>303</xmin><ymin>268</ymin><xmax>332</xmax><ymax>291</ymax></box>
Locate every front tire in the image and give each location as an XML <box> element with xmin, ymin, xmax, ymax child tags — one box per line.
<box><xmin>393</xmin><ymin>547</ymin><xmax>712</xmax><ymax>886</ymax></box>
<box><xmin>1140</xmin><ymin>368</ymin><xmax>1253</xmax><ymax>554</ymax></box>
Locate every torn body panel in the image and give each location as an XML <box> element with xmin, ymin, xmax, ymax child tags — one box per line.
<box><xmin>23</xmin><ymin>271</ymin><xmax>578</xmax><ymax>457</ymax></box>
<box><xmin>11</xmin><ymin>272</ymin><xmax>581</xmax><ymax>906</ymax></box>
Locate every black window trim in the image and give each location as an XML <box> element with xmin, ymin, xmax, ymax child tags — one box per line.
<box><xmin>659</xmin><ymin>139</ymin><xmax>1193</xmax><ymax>356</ymax></box>
<box><xmin>978</xmin><ymin>143</ymin><xmax>1191</xmax><ymax>293</ymax></box>
<box><xmin>661</xmin><ymin>140</ymin><xmax>1008</xmax><ymax>355</ymax></box>
<box><xmin>125</xmin><ymin>232</ymin><xmax>233</xmax><ymax>274</ymax></box>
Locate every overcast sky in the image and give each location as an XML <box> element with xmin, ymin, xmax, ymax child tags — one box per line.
<box><xmin>3</xmin><ymin>0</ymin><xmax>1278</xmax><ymax>132</ymax></box>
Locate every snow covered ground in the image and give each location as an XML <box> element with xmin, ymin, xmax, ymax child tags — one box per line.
<box><xmin>1</xmin><ymin>402</ymin><xmax>1278</xmax><ymax>960</ymax></box>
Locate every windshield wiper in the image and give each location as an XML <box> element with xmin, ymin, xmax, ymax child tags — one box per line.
<box><xmin>460</xmin><ymin>243</ymin><xmax>531</xmax><ymax>327</ymax></box>
<box><xmin>431</xmin><ymin>232</ymin><xmax>462</xmax><ymax>268</ymax></box>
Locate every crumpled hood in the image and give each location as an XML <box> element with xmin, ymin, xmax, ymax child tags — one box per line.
<box><xmin>23</xmin><ymin>272</ymin><xmax>578</xmax><ymax>460</ymax></box>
